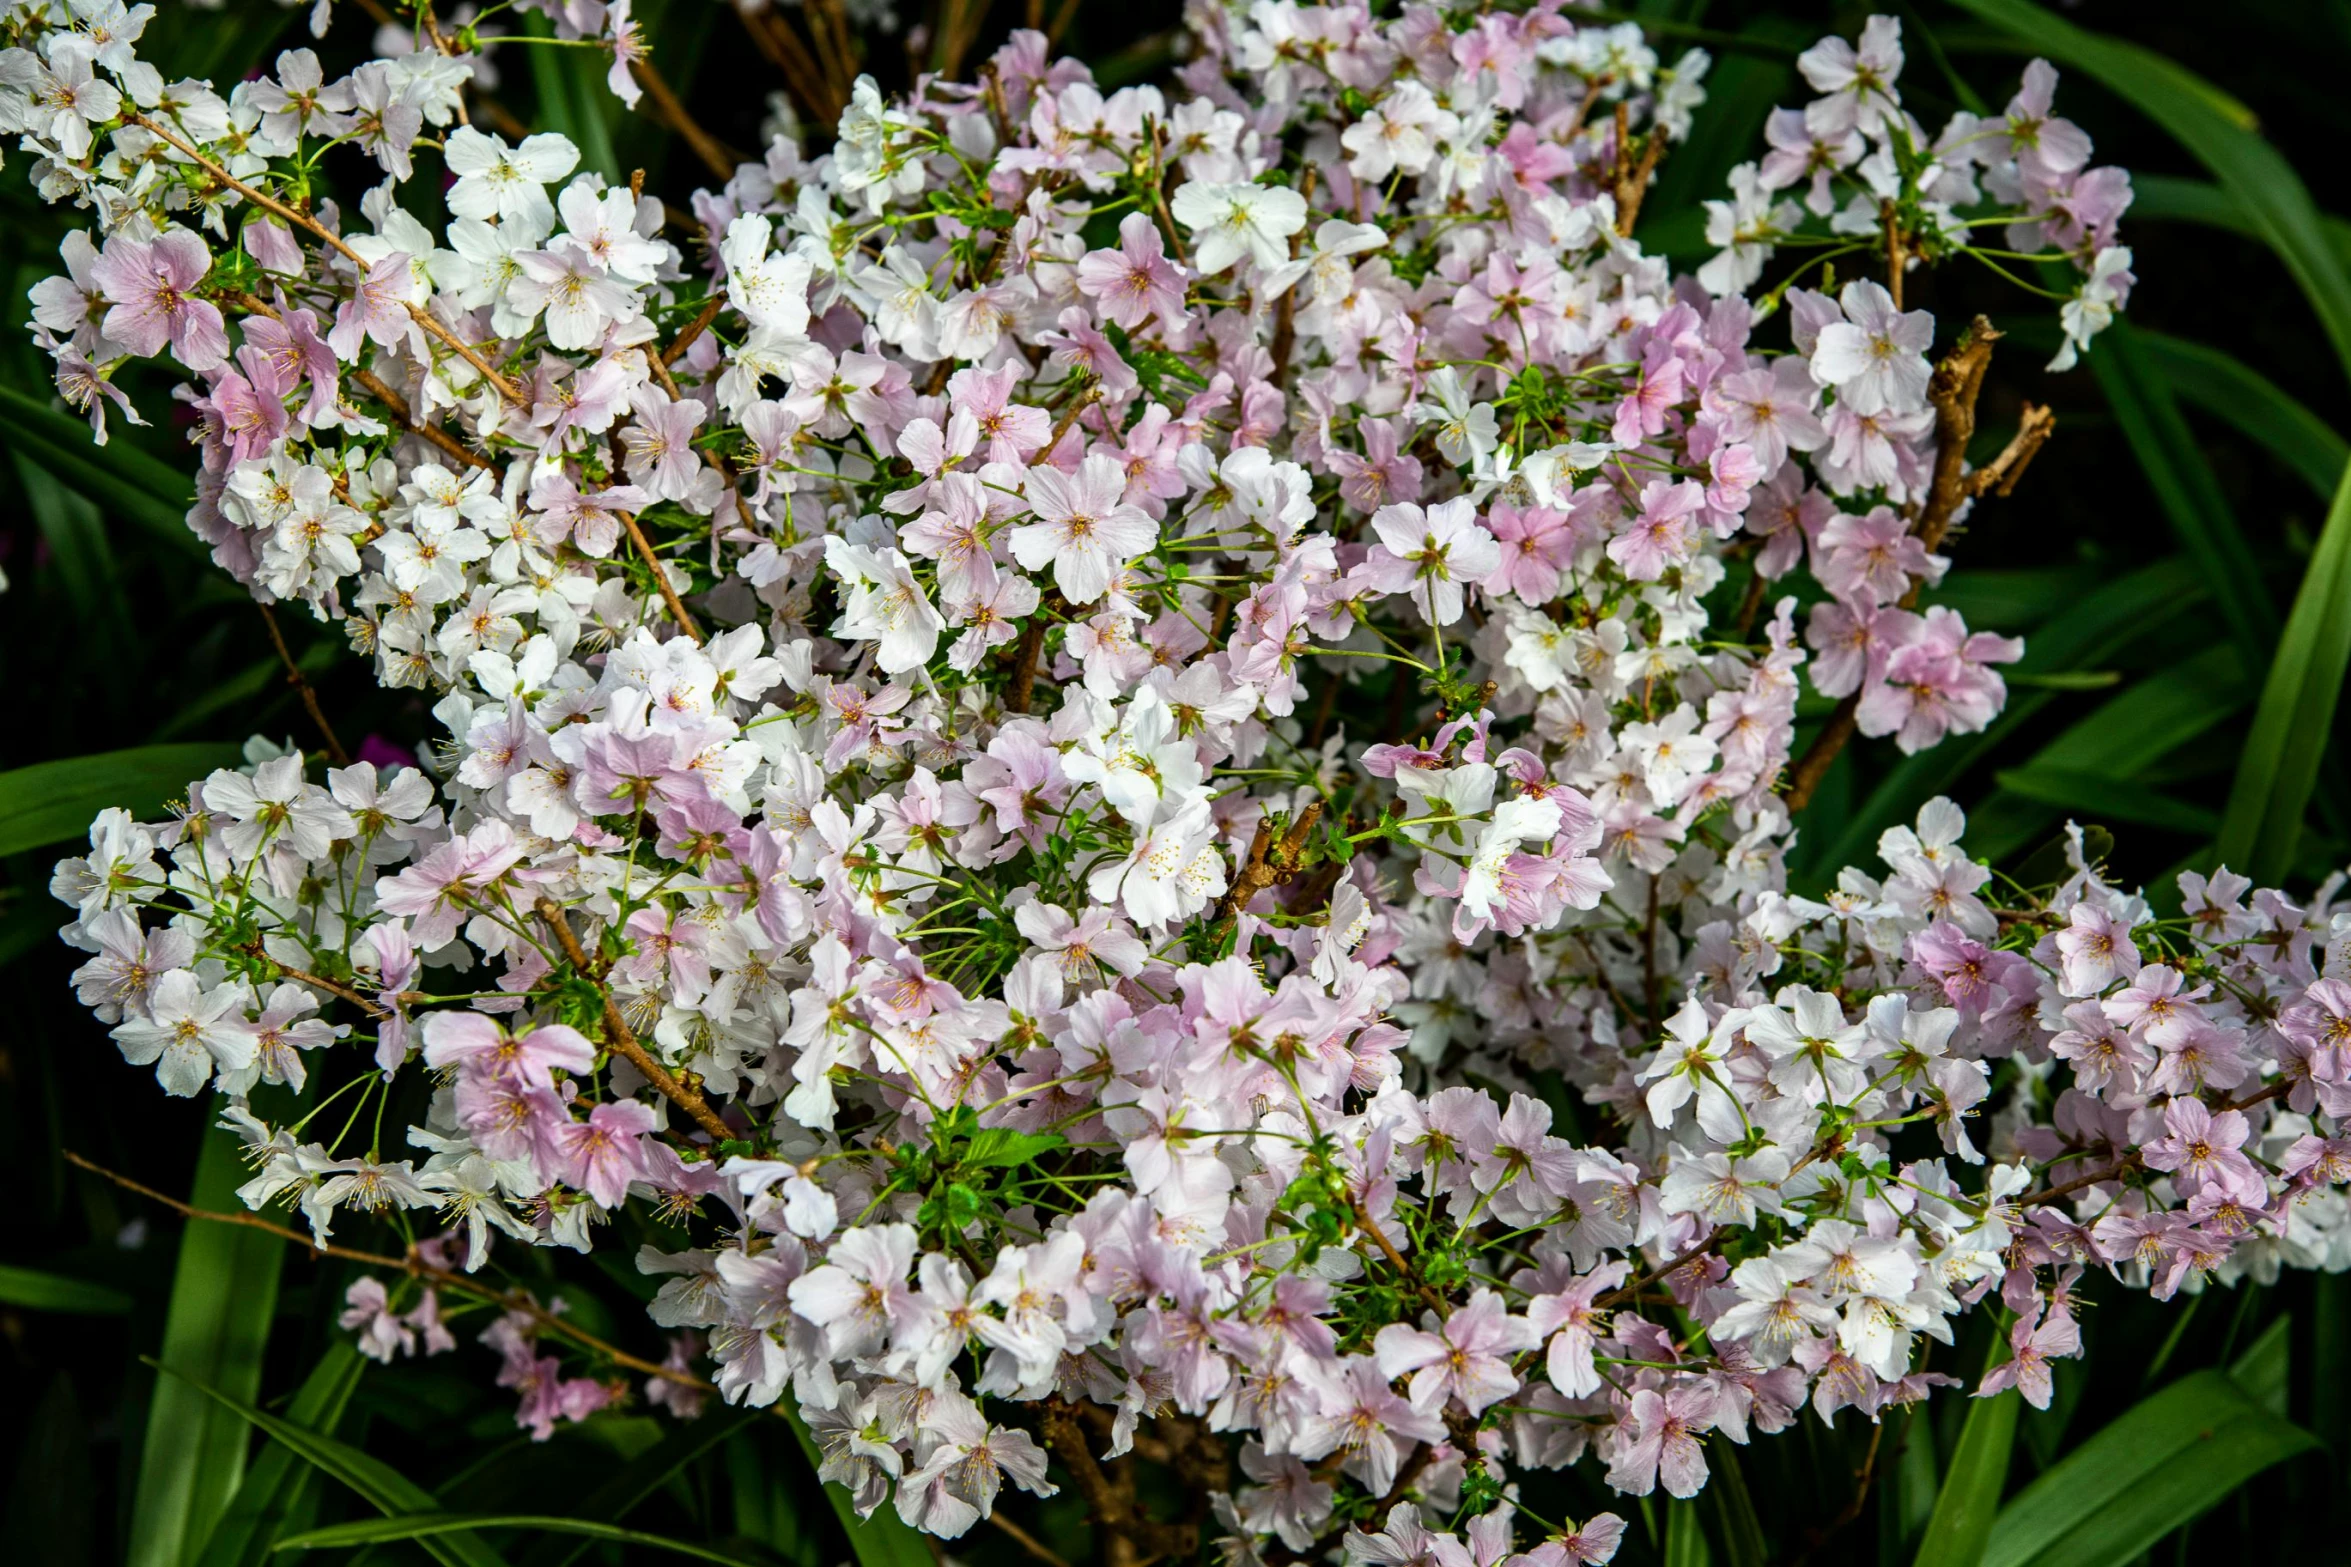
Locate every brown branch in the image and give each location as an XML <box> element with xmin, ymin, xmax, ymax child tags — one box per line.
<box><xmin>239</xmin><ymin>939</ymin><xmax>389</xmax><ymax>1018</ymax></box>
<box><xmin>217</xmin><ymin>286</ymin><xmax>494</xmax><ymax>474</ymax></box>
<box><xmin>1210</xmin><ymin>800</ymin><xmax>1325</xmax><ymax>934</ymax></box>
<box><xmin>1881</xmin><ymin>199</ymin><xmax>1906</xmax><ymax>312</ymax></box>
<box><xmin>1789</xmin><ymin>1418</ymin><xmax>1886</xmax><ymax>1567</ymax></box>
<box><xmin>664</xmin><ymin>293</ymin><xmax>728</xmax><ymax>368</ymax></box>
<box><xmin>64</xmin><ymin>1148</ymin><xmax>700</xmax><ymax>1388</ymax></box>
<box><xmin>1041</xmin><ymin>1398</ymin><xmax>1191</xmax><ymax>1567</ymax></box>
<box><xmin>1610</xmin><ymin>103</ymin><xmax>1665</xmax><ymax>237</ymax></box>
<box><xmin>619</xmin><ymin>509</ymin><xmax>704</xmax><ymax>643</ymax></box>
<box><xmin>1785</xmin><ymin>318</ymin><xmax>2016</xmax><ymax>812</ymax></box>
<box><xmin>1046</xmin><ymin>382</ymin><xmax>1103</xmax><ymax>456</ymax></box>
<box><xmin>1597</xmin><ymin>1234</ymin><xmax>1722</xmax><ymax>1309</ymax></box>
<box><xmin>1349</xmin><ymin>1195</ymin><xmax>1448</xmax><ymax>1315</ymax></box>
<box><xmin>534</xmin><ymin>897</ymin><xmax>733</xmax><ymax>1141</ymax></box>
<box><xmin>630</xmin><ymin>57</ymin><xmax>740</xmax><ymax>181</ymax></box>
<box><xmin>1966</xmin><ymin>402</ymin><xmax>2056</xmax><ymax>501</ymax></box>
<box><xmin>1004</xmin><ymin>617</ymin><xmax>1050</xmax><ymax>715</ymax></box>
<box><xmin>257</xmin><ymin>603</ymin><xmax>351</xmax><ymax>767</ymax></box>
<box><xmin>132</xmin><ymin>114</ymin><xmax>528</xmax><ymax>409</ymax></box>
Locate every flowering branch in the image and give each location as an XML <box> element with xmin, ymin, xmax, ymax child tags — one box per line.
<box><xmin>533</xmin><ymin>898</ymin><xmax>732</xmax><ymax>1142</ymax></box>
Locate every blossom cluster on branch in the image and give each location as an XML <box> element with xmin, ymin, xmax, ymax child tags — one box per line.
<box><xmin>26</xmin><ymin>0</ymin><xmax>2327</xmax><ymax>1562</ymax></box>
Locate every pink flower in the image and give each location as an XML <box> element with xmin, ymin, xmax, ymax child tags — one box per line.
<box><xmin>2142</xmin><ymin>1096</ymin><xmax>2265</xmax><ymax>1204</ymax></box>
<box><xmin>1009</xmin><ymin>453</ymin><xmax>1159</xmax><ymax>603</ymax></box>
<box><xmin>329</xmin><ymin>251</ymin><xmax>416</xmax><ymax>358</ymax></box>
<box><xmin>552</xmin><ymin>1099</ymin><xmax>658</xmax><ymax>1206</ymax></box>
<box><xmin>1372</xmin><ymin>1289</ymin><xmax>1536</xmax><ymax>1415</ymax></box>
<box><xmin>90</xmin><ymin>228</ymin><xmax>230</xmax><ymax>371</ymax></box>
<box><xmin>1975</xmin><ymin>1309</ymin><xmax>2081</xmax><ymax>1410</ymax></box>
<box><xmin>1075</xmin><ymin>211</ymin><xmax>1189</xmax><ymax>334</ymax></box>
<box><xmin>1528</xmin><ymin>1261</ymin><xmax>1627</xmax><ymax>1397</ymax></box>
<box><xmin>1606</xmin><ymin>1384</ymin><xmax>1715</xmax><ymax>1498</ymax></box>
<box><xmin>1607</xmin><ymin>479</ymin><xmax>1705</xmax><ymax>582</ymax></box>
<box><xmin>1811</xmin><ymin>279</ymin><xmax>1934</xmax><ymax>415</ymax></box>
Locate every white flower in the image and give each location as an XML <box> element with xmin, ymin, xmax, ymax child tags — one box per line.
<box><xmin>721</xmin><ymin>214</ymin><xmax>814</xmax><ymax>336</ymax></box>
<box><xmin>111</xmin><ymin>970</ymin><xmax>255</xmax><ymax>1097</ymax></box>
<box><xmin>442</xmin><ymin>126</ymin><xmax>581</xmax><ymax>229</ymax></box>
<box><xmin>825</xmin><ymin>538</ymin><xmax>943</xmax><ymax>674</ymax></box>
<box><xmin>1170</xmin><ymin>180</ymin><xmax>1309</xmax><ymax>274</ymax></box>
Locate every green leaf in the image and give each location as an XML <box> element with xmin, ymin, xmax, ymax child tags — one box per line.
<box><xmin>1992</xmin><ymin>765</ymin><xmax>2219</xmax><ymax>837</ymax></box>
<box><xmin>2133</xmin><ymin>330</ymin><xmax>2350</xmax><ymax>501</ymax></box>
<box><xmin>1950</xmin><ymin>0</ymin><xmax>2351</xmax><ymax>381</ymax></box>
<box><xmin>275</xmin><ymin>1515</ymin><xmax>752</xmax><ymax>1566</ymax></box>
<box><xmin>16</xmin><ymin>455</ymin><xmax>134</xmax><ymax>640</ymax></box>
<box><xmin>11</xmin><ymin>1372</ymin><xmax>98</xmax><ymax>1566</ymax></box>
<box><xmin>193</xmin><ymin>1342</ymin><xmax>368</xmax><ymax>1567</ymax></box>
<box><xmin>2217</xmin><ymin>455</ymin><xmax>2351</xmax><ymax>882</ymax></box>
<box><xmin>2091</xmin><ymin>323</ymin><xmax>2273</xmax><ymax>658</ymax></box>
<box><xmin>1982</xmin><ymin>1369</ymin><xmax>2318</xmax><ymax>1567</ymax></box>
<box><xmin>0</xmin><ymin>1263</ymin><xmax>133</xmax><ymax>1315</ymax></box>
<box><xmin>522</xmin><ymin>13</ymin><xmax>620</xmax><ymax>185</ymax></box>
<box><xmin>2229</xmin><ymin>1314</ymin><xmax>2291</xmax><ymax>1417</ymax></box>
<box><xmin>2128</xmin><ymin>173</ymin><xmax>2351</xmax><ymax>286</ymax></box>
<box><xmin>961</xmin><ymin>1128</ymin><xmax>1069</xmax><ymax>1169</ymax></box>
<box><xmin>514</xmin><ymin>1408</ymin><xmax>760</xmax><ymax>1567</ymax></box>
<box><xmin>0</xmin><ymin>743</ymin><xmax>245</xmax><ymax>857</ymax></box>
<box><xmin>0</xmin><ymin>383</ymin><xmax>202</xmax><ymax>560</ymax></box>
<box><xmin>1911</xmin><ymin>1390</ymin><xmax>2019</xmax><ymax>1567</ymax></box>
<box><xmin>126</xmin><ymin>1116</ymin><xmax>290</xmax><ymax>1567</ymax></box>
<box><xmin>1966</xmin><ymin>642</ymin><xmax>2253</xmax><ymax>864</ymax></box>
<box><xmin>779</xmin><ymin>1404</ymin><xmax>933</xmax><ymax>1567</ymax></box>
<box><xmin>150</xmin><ymin>1360</ymin><xmax>511</xmax><ymax>1567</ymax></box>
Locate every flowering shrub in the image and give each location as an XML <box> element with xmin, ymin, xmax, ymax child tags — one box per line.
<box><xmin>19</xmin><ymin>0</ymin><xmax>2348</xmax><ymax>1561</ymax></box>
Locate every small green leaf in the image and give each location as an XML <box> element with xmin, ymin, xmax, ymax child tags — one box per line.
<box><xmin>1911</xmin><ymin>1388</ymin><xmax>2019</xmax><ymax>1567</ymax></box>
<box><xmin>126</xmin><ymin>1114</ymin><xmax>289</xmax><ymax>1567</ymax></box>
<box><xmin>1982</xmin><ymin>1369</ymin><xmax>2318</xmax><ymax>1567</ymax></box>
<box><xmin>275</xmin><ymin>1515</ymin><xmax>752</xmax><ymax>1566</ymax></box>
<box><xmin>961</xmin><ymin>1128</ymin><xmax>1068</xmax><ymax>1169</ymax></box>
<box><xmin>1999</xmin><ymin>671</ymin><xmax>2121</xmax><ymax>691</ymax></box>
<box><xmin>0</xmin><ymin>743</ymin><xmax>245</xmax><ymax>858</ymax></box>
<box><xmin>0</xmin><ymin>1263</ymin><xmax>133</xmax><ymax>1316</ymax></box>
<box><xmin>2217</xmin><ymin>457</ymin><xmax>2351</xmax><ymax>882</ymax></box>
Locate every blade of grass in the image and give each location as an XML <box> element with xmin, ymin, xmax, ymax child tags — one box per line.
<box><xmin>0</xmin><ymin>1263</ymin><xmax>134</xmax><ymax>1315</ymax></box>
<box><xmin>150</xmin><ymin>1359</ymin><xmax>511</xmax><ymax>1567</ymax></box>
<box><xmin>125</xmin><ymin>1115</ymin><xmax>290</xmax><ymax>1567</ymax></box>
<box><xmin>1912</xmin><ymin>1389</ymin><xmax>2019</xmax><ymax>1567</ymax></box>
<box><xmin>514</xmin><ymin>1408</ymin><xmax>759</xmax><ymax>1567</ymax></box>
<box><xmin>2132</xmin><ymin>331</ymin><xmax>2349</xmax><ymax>502</ymax></box>
<box><xmin>194</xmin><ymin>1342</ymin><xmax>367</xmax><ymax>1567</ymax></box>
<box><xmin>2091</xmin><ymin>323</ymin><xmax>2273</xmax><ymax>658</ymax></box>
<box><xmin>1982</xmin><ymin>1369</ymin><xmax>2316</xmax><ymax>1567</ymax></box>
<box><xmin>0</xmin><ymin>744</ymin><xmax>246</xmax><ymax>857</ymax></box>
<box><xmin>277</xmin><ymin>1515</ymin><xmax>750</xmax><ymax>1566</ymax></box>
<box><xmin>2216</xmin><ymin>457</ymin><xmax>2351</xmax><ymax>882</ymax></box>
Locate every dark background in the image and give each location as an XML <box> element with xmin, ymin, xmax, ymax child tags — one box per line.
<box><xmin>3</xmin><ymin>2</ymin><xmax>2346</xmax><ymax>1563</ymax></box>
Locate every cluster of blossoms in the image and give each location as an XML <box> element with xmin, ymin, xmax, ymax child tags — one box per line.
<box><xmin>31</xmin><ymin>0</ymin><xmax>2330</xmax><ymax>1561</ymax></box>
